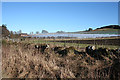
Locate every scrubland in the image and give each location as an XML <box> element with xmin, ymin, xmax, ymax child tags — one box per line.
<box><xmin>2</xmin><ymin>39</ymin><xmax>120</xmax><ymax>79</ymax></box>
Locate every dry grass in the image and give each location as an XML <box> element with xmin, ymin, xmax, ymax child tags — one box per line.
<box><xmin>2</xmin><ymin>40</ymin><xmax>120</xmax><ymax>79</ymax></box>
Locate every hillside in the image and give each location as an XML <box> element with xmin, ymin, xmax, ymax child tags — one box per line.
<box><xmin>85</xmin><ymin>29</ymin><xmax>120</xmax><ymax>34</ymax></box>
<box><xmin>73</xmin><ymin>25</ymin><xmax>120</xmax><ymax>34</ymax></box>
<box><xmin>89</xmin><ymin>25</ymin><xmax>120</xmax><ymax>34</ymax></box>
<box><xmin>96</xmin><ymin>25</ymin><xmax>120</xmax><ymax>30</ymax></box>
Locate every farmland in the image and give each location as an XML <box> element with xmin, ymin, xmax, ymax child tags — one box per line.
<box><xmin>1</xmin><ymin>1</ymin><xmax>120</xmax><ymax>79</ymax></box>
<box><xmin>1</xmin><ymin>25</ymin><xmax>120</xmax><ymax>79</ymax></box>
<box><xmin>2</xmin><ymin>37</ymin><xmax>120</xmax><ymax>79</ymax></box>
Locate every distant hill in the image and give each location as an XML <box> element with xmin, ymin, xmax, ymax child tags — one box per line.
<box><xmin>96</xmin><ymin>25</ymin><xmax>120</xmax><ymax>30</ymax></box>
<box><xmin>71</xmin><ymin>25</ymin><xmax>120</xmax><ymax>34</ymax></box>
<box><xmin>89</xmin><ymin>25</ymin><xmax>120</xmax><ymax>34</ymax></box>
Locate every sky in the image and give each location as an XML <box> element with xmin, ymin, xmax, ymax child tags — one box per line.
<box><xmin>2</xmin><ymin>2</ymin><xmax>118</xmax><ymax>33</ymax></box>
<box><xmin>1</xmin><ymin>0</ymin><xmax>120</xmax><ymax>2</ymax></box>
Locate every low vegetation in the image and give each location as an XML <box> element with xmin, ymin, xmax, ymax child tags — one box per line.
<box><xmin>1</xmin><ymin>24</ymin><xmax>120</xmax><ymax>79</ymax></box>
<box><xmin>2</xmin><ymin>39</ymin><xmax>120</xmax><ymax>79</ymax></box>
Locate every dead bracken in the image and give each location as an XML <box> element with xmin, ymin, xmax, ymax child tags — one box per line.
<box><xmin>2</xmin><ymin>40</ymin><xmax>120</xmax><ymax>79</ymax></box>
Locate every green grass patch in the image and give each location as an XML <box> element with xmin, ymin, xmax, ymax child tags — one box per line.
<box><xmin>28</xmin><ymin>39</ymin><xmax>119</xmax><ymax>49</ymax></box>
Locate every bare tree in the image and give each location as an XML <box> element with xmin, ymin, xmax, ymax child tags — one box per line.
<box><xmin>36</xmin><ymin>31</ymin><xmax>39</xmax><ymax>34</ymax></box>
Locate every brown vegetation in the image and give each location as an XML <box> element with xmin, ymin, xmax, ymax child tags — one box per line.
<box><xmin>2</xmin><ymin>40</ymin><xmax>120</xmax><ymax>79</ymax></box>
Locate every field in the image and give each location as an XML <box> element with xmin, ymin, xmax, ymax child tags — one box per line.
<box><xmin>30</xmin><ymin>37</ymin><xmax>120</xmax><ymax>49</ymax></box>
<box><xmin>2</xmin><ymin>37</ymin><xmax>120</xmax><ymax>79</ymax></box>
<box><xmin>75</xmin><ymin>29</ymin><xmax>120</xmax><ymax>34</ymax></box>
<box><xmin>1</xmin><ymin>1</ymin><xmax>120</xmax><ymax>79</ymax></box>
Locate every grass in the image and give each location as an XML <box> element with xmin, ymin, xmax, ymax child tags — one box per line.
<box><xmin>27</xmin><ymin>39</ymin><xmax>119</xmax><ymax>49</ymax></box>
<box><xmin>74</xmin><ymin>29</ymin><xmax>120</xmax><ymax>34</ymax></box>
<box><xmin>88</xmin><ymin>29</ymin><xmax>120</xmax><ymax>34</ymax></box>
<box><xmin>2</xmin><ymin>39</ymin><xmax>120</xmax><ymax>79</ymax></box>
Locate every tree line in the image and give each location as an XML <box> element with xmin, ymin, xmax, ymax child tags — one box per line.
<box><xmin>1</xmin><ymin>24</ymin><xmax>22</xmax><ymax>38</ymax></box>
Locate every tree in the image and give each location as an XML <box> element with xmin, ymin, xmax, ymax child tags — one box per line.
<box><xmin>88</xmin><ymin>28</ymin><xmax>93</xmax><ymax>31</ymax></box>
<box><xmin>56</xmin><ymin>31</ymin><xmax>65</xmax><ymax>33</ymax></box>
<box><xmin>2</xmin><ymin>24</ymin><xmax>7</xmax><ymax>28</ymax></box>
<box><xmin>36</xmin><ymin>31</ymin><xmax>39</xmax><ymax>34</ymax></box>
<box><xmin>42</xmin><ymin>30</ymin><xmax>48</xmax><ymax>33</ymax></box>
<box><xmin>16</xmin><ymin>30</ymin><xmax>22</xmax><ymax>34</ymax></box>
<box><xmin>30</xmin><ymin>32</ymin><xmax>33</xmax><ymax>34</ymax></box>
<box><xmin>14</xmin><ymin>31</ymin><xmax>17</xmax><ymax>34</ymax></box>
<box><xmin>10</xmin><ymin>31</ymin><xmax>14</xmax><ymax>38</ymax></box>
<box><xmin>19</xmin><ymin>30</ymin><xmax>22</xmax><ymax>34</ymax></box>
<box><xmin>2</xmin><ymin>24</ymin><xmax>10</xmax><ymax>37</ymax></box>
